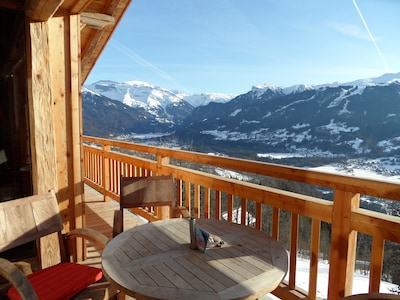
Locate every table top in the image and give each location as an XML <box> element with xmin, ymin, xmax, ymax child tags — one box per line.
<box><xmin>102</xmin><ymin>218</ymin><xmax>288</xmax><ymax>300</ymax></box>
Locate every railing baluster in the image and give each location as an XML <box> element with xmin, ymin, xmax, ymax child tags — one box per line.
<box><xmin>176</xmin><ymin>177</ymin><xmax>183</xmax><ymax>208</ymax></box>
<box><xmin>309</xmin><ymin>219</ymin><xmax>321</xmax><ymax>299</ymax></box>
<box><xmin>369</xmin><ymin>236</ymin><xmax>384</xmax><ymax>293</ymax></box>
<box><xmin>255</xmin><ymin>202</ymin><xmax>262</xmax><ymax>230</ymax></box>
<box><xmin>215</xmin><ymin>190</ymin><xmax>221</xmax><ymax>220</ymax></box>
<box><xmin>241</xmin><ymin>197</ymin><xmax>247</xmax><ymax>225</ymax></box>
<box><xmin>204</xmin><ymin>187</ymin><xmax>210</xmax><ymax>218</ymax></box>
<box><xmin>289</xmin><ymin>213</ymin><xmax>299</xmax><ymax>290</ymax></box>
<box><xmin>227</xmin><ymin>194</ymin><xmax>233</xmax><ymax>222</ymax></box>
<box><xmin>103</xmin><ymin>145</ymin><xmax>110</xmax><ymax>201</ymax></box>
<box><xmin>185</xmin><ymin>181</ymin><xmax>191</xmax><ymax>217</ymax></box>
<box><xmin>194</xmin><ymin>183</ymin><xmax>200</xmax><ymax>218</ymax></box>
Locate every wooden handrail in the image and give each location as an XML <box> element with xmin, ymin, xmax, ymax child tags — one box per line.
<box><xmin>82</xmin><ymin>135</ymin><xmax>400</xmax><ymax>300</ymax></box>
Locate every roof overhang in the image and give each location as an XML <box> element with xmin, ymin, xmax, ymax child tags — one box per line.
<box><xmin>0</xmin><ymin>0</ymin><xmax>131</xmax><ymax>82</ymax></box>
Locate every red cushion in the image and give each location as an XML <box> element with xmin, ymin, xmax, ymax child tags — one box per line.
<box><xmin>7</xmin><ymin>262</ymin><xmax>103</xmax><ymax>300</ymax></box>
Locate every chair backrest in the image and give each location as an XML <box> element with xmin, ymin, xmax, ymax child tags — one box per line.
<box><xmin>120</xmin><ymin>174</ymin><xmax>174</xmax><ymax>209</ymax></box>
<box><xmin>0</xmin><ymin>190</ymin><xmax>63</xmax><ymax>253</ymax></box>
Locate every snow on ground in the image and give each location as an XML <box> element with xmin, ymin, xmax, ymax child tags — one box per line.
<box><xmin>257</xmin><ymin>153</ymin><xmax>306</xmax><ymax>159</ymax></box>
<box><xmin>267</xmin><ymin>258</ymin><xmax>398</xmax><ymax>299</ymax></box>
<box><xmin>311</xmin><ymin>165</ymin><xmax>400</xmax><ymax>183</ymax></box>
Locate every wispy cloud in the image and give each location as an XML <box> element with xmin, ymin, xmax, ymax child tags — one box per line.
<box><xmin>108</xmin><ymin>41</ymin><xmax>194</xmax><ymax>93</ymax></box>
<box><xmin>352</xmin><ymin>0</ymin><xmax>389</xmax><ymax>71</ymax></box>
<box><xmin>109</xmin><ymin>40</ymin><xmax>172</xmax><ymax>80</ymax></box>
<box><xmin>331</xmin><ymin>23</ymin><xmax>370</xmax><ymax>41</ymax></box>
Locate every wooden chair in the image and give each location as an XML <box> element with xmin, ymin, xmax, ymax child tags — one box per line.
<box><xmin>0</xmin><ymin>191</ymin><xmax>118</xmax><ymax>300</ymax></box>
<box><xmin>113</xmin><ymin>174</ymin><xmax>190</xmax><ymax>237</ymax></box>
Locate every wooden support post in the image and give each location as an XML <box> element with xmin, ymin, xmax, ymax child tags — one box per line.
<box><xmin>26</xmin><ymin>18</ymin><xmax>60</xmax><ymax>269</ymax></box>
<box><xmin>26</xmin><ymin>12</ymin><xmax>84</xmax><ymax>266</ymax></box>
<box><xmin>327</xmin><ymin>190</ymin><xmax>360</xmax><ymax>300</ymax></box>
<box><xmin>69</xmin><ymin>13</ymin><xmax>84</xmax><ymax>260</ymax></box>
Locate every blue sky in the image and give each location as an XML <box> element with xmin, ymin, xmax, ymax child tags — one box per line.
<box><xmin>85</xmin><ymin>0</ymin><xmax>400</xmax><ymax>94</ymax></box>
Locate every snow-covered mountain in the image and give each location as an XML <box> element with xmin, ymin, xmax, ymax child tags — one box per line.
<box><xmin>83</xmin><ymin>73</ymin><xmax>400</xmax><ymax>161</ymax></box>
<box><xmin>83</xmin><ymin>80</ymin><xmax>237</xmax><ymax>134</ymax></box>
<box><xmin>84</xmin><ymin>80</ymin><xmax>236</xmax><ymax>109</ymax></box>
<box><xmin>248</xmin><ymin>72</ymin><xmax>400</xmax><ymax>97</ymax></box>
<box><xmin>176</xmin><ymin>72</ymin><xmax>400</xmax><ymax>158</ymax></box>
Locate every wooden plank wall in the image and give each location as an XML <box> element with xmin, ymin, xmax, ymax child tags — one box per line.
<box><xmin>26</xmin><ymin>13</ymin><xmax>84</xmax><ymax>267</ymax></box>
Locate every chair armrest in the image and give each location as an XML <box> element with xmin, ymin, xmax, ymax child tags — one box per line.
<box><xmin>175</xmin><ymin>206</ymin><xmax>191</xmax><ymax>218</ymax></box>
<box><xmin>13</xmin><ymin>262</ymin><xmax>33</xmax><ymax>276</ymax></box>
<box><xmin>0</xmin><ymin>258</ymin><xmax>38</xmax><ymax>300</ymax></box>
<box><xmin>64</xmin><ymin>228</ymin><xmax>109</xmax><ymax>249</ymax></box>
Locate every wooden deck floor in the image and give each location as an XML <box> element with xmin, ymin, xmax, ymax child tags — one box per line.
<box><xmin>82</xmin><ymin>184</ymin><xmax>146</xmax><ymax>269</ymax></box>
<box><xmin>84</xmin><ymin>184</ymin><xmax>146</xmax><ymax>238</ymax></box>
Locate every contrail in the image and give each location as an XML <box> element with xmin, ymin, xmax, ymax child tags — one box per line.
<box><xmin>352</xmin><ymin>0</ymin><xmax>389</xmax><ymax>71</ymax></box>
<box><xmin>110</xmin><ymin>40</ymin><xmax>172</xmax><ymax>80</ymax></box>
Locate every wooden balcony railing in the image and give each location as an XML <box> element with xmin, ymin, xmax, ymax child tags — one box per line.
<box><xmin>82</xmin><ymin>135</ymin><xmax>400</xmax><ymax>300</ymax></box>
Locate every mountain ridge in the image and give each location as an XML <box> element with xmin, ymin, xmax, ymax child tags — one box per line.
<box><xmin>83</xmin><ymin>72</ymin><xmax>400</xmax><ymax>160</ymax></box>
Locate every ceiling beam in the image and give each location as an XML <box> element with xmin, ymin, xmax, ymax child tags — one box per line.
<box><xmin>81</xmin><ymin>12</ymin><xmax>115</xmax><ymax>29</ymax></box>
<box><xmin>0</xmin><ymin>0</ymin><xmax>24</xmax><ymax>10</ymax></box>
<box><xmin>70</xmin><ymin>0</ymin><xmax>93</xmax><ymax>14</ymax></box>
<box><xmin>25</xmin><ymin>0</ymin><xmax>64</xmax><ymax>21</ymax></box>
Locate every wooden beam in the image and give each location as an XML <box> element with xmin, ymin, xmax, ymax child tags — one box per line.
<box><xmin>81</xmin><ymin>12</ymin><xmax>115</xmax><ymax>29</ymax></box>
<box><xmin>25</xmin><ymin>0</ymin><xmax>64</xmax><ymax>21</ymax></box>
<box><xmin>46</xmin><ymin>13</ymin><xmax>85</xmax><ymax>260</ymax></box>
<box><xmin>70</xmin><ymin>0</ymin><xmax>92</xmax><ymax>14</ymax></box>
<box><xmin>69</xmin><ymin>13</ymin><xmax>86</xmax><ymax>261</ymax></box>
<box><xmin>26</xmin><ymin>19</ymin><xmax>61</xmax><ymax>269</ymax></box>
<box><xmin>0</xmin><ymin>0</ymin><xmax>24</xmax><ymax>10</ymax></box>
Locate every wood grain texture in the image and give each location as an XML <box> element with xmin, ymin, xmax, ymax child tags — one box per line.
<box><xmin>0</xmin><ymin>191</ymin><xmax>62</xmax><ymax>253</ymax></box>
<box><xmin>102</xmin><ymin>218</ymin><xmax>288</xmax><ymax>300</ymax></box>
<box><xmin>25</xmin><ymin>0</ymin><xmax>63</xmax><ymax>21</ymax></box>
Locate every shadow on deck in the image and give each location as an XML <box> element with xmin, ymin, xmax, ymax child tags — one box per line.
<box><xmin>83</xmin><ymin>184</ymin><xmax>146</xmax><ymax>268</ymax></box>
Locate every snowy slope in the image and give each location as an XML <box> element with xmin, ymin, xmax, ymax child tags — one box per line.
<box><xmin>84</xmin><ymin>80</ymin><xmax>236</xmax><ymax>109</ymax></box>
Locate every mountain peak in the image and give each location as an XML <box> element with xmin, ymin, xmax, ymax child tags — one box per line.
<box><xmin>84</xmin><ymin>80</ymin><xmax>236</xmax><ymax>109</ymax></box>
<box><xmin>124</xmin><ymin>80</ymin><xmax>155</xmax><ymax>88</ymax></box>
<box><xmin>317</xmin><ymin>72</ymin><xmax>400</xmax><ymax>89</ymax></box>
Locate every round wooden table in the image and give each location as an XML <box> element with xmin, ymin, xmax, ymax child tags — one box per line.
<box><xmin>102</xmin><ymin>218</ymin><xmax>288</xmax><ymax>300</ymax></box>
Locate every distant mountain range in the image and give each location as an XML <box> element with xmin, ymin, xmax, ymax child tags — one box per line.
<box><xmin>82</xmin><ymin>80</ymin><xmax>236</xmax><ymax>136</ymax></box>
<box><xmin>82</xmin><ymin>73</ymin><xmax>400</xmax><ymax>159</ymax></box>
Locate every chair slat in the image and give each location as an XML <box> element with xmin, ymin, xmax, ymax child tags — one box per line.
<box><xmin>0</xmin><ymin>191</ymin><xmax>62</xmax><ymax>252</ymax></box>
